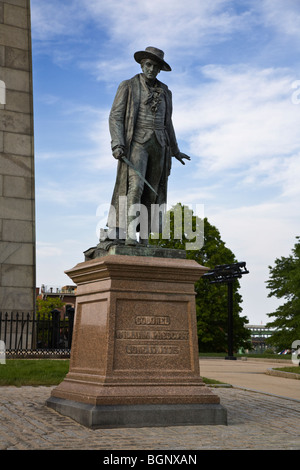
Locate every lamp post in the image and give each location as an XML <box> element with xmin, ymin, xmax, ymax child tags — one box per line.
<box><xmin>203</xmin><ymin>261</ymin><xmax>249</xmax><ymax>360</ymax></box>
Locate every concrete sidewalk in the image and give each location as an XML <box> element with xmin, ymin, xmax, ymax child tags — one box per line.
<box><xmin>199</xmin><ymin>358</ymin><xmax>300</xmax><ymax>400</ymax></box>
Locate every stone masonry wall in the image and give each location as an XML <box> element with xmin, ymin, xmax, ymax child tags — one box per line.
<box><xmin>0</xmin><ymin>0</ymin><xmax>35</xmax><ymax>312</ymax></box>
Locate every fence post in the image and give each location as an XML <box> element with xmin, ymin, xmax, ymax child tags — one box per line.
<box><xmin>1</xmin><ymin>311</ymin><xmax>73</xmax><ymax>355</ymax></box>
<box><xmin>51</xmin><ymin>309</ymin><xmax>61</xmax><ymax>349</ymax></box>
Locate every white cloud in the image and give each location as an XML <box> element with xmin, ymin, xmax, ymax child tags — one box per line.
<box><xmin>31</xmin><ymin>0</ymin><xmax>256</xmax><ymax>80</ymax></box>
<box><xmin>36</xmin><ymin>240</ymin><xmax>84</xmax><ymax>286</ymax></box>
<box><xmin>82</xmin><ymin>0</ymin><xmax>250</xmax><ymax>49</ymax></box>
<box><xmin>80</xmin><ymin>0</ymin><xmax>256</xmax><ymax>84</ymax></box>
<box><xmin>37</xmin><ymin>183</ymin><xmax>97</xmax><ymax>207</ymax></box>
<box><xmin>30</xmin><ymin>0</ymin><xmax>87</xmax><ymax>40</ymax></box>
<box><xmin>210</xmin><ymin>202</ymin><xmax>297</xmax><ymax>261</ymax></box>
<box><xmin>170</xmin><ymin>65</ymin><xmax>300</xmax><ymax>190</ymax></box>
<box><xmin>260</xmin><ymin>0</ymin><xmax>300</xmax><ymax>40</ymax></box>
<box><xmin>36</xmin><ymin>242</ymin><xmax>63</xmax><ymax>258</ymax></box>
<box><xmin>208</xmin><ymin>200</ymin><xmax>299</xmax><ymax>323</ymax></box>
<box><xmin>35</xmin><ymin>96</ymin><xmax>114</xmax><ymax>171</ymax></box>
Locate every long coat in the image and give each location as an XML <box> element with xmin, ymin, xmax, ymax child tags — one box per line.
<box><xmin>107</xmin><ymin>74</ymin><xmax>180</xmax><ymax>229</ymax></box>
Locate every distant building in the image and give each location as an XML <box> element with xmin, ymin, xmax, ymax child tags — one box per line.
<box><xmin>37</xmin><ymin>285</ymin><xmax>76</xmax><ymax>310</ymax></box>
<box><xmin>245</xmin><ymin>324</ymin><xmax>276</xmax><ymax>352</ymax></box>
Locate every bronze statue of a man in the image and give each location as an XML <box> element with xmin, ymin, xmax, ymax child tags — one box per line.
<box><xmin>106</xmin><ymin>46</ymin><xmax>190</xmax><ymax>245</ymax></box>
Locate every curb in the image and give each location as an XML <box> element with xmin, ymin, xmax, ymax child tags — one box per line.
<box><xmin>231</xmin><ymin>385</ymin><xmax>300</xmax><ymax>402</ymax></box>
<box><xmin>199</xmin><ymin>356</ymin><xmax>292</xmax><ymax>363</ymax></box>
<box><xmin>208</xmin><ymin>383</ymin><xmax>233</xmax><ymax>388</ymax></box>
<box><xmin>265</xmin><ymin>368</ymin><xmax>300</xmax><ymax>380</ymax></box>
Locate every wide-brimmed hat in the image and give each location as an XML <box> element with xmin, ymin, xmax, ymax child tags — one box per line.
<box><xmin>134</xmin><ymin>46</ymin><xmax>171</xmax><ymax>72</ymax></box>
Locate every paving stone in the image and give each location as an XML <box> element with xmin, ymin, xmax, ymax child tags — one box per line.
<box><xmin>0</xmin><ymin>386</ymin><xmax>299</xmax><ymax>450</ymax></box>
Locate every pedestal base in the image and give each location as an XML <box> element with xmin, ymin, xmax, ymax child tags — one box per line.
<box><xmin>46</xmin><ymin>397</ymin><xmax>227</xmax><ymax>428</ymax></box>
<box><xmin>47</xmin><ymin>252</ymin><xmax>227</xmax><ymax>427</ymax></box>
<box><xmin>84</xmin><ymin>243</ymin><xmax>187</xmax><ymax>261</ymax></box>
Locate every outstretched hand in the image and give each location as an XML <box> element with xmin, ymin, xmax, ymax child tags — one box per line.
<box><xmin>174</xmin><ymin>152</ymin><xmax>191</xmax><ymax>165</ymax></box>
<box><xmin>113</xmin><ymin>147</ymin><xmax>125</xmax><ymax>160</ymax></box>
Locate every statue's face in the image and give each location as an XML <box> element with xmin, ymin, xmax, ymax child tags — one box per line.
<box><xmin>141</xmin><ymin>59</ymin><xmax>161</xmax><ymax>81</ymax></box>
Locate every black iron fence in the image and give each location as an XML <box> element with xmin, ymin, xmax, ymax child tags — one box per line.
<box><xmin>0</xmin><ymin>308</ymin><xmax>74</xmax><ymax>358</ymax></box>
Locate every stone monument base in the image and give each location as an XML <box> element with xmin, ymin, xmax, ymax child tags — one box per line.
<box><xmin>46</xmin><ymin>398</ymin><xmax>227</xmax><ymax>428</ymax></box>
<box><xmin>46</xmin><ymin>249</ymin><xmax>227</xmax><ymax>427</ymax></box>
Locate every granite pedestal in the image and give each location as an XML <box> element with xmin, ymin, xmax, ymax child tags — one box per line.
<box><xmin>47</xmin><ymin>247</ymin><xmax>227</xmax><ymax>427</ymax></box>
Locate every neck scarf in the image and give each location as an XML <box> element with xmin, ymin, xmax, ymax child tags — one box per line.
<box><xmin>140</xmin><ymin>74</ymin><xmax>164</xmax><ymax>114</ymax></box>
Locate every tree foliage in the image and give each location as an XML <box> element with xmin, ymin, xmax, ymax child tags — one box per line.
<box><xmin>150</xmin><ymin>204</ymin><xmax>251</xmax><ymax>352</ymax></box>
<box><xmin>36</xmin><ymin>297</ymin><xmax>64</xmax><ymax>319</ymax></box>
<box><xmin>266</xmin><ymin>236</ymin><xmax>300</xmax><ymax>351</ymax></box>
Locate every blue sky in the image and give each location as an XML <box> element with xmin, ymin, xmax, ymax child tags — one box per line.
<box><xmin>31</xmin><ymin>0</ymin><xmax>300</xmax><ymax>325</ymax></box>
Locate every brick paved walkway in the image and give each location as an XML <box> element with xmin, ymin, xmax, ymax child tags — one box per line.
<box><xmin>0</xmin><ymin>386</ymin><xmax>299</xmax><ymax>450</ymax></box>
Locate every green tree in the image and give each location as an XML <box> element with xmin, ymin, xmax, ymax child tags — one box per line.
<box><xmin>266</xmin><ymin>236</ymin><xmax>300</xmax><ymax>351</ymax></box>
<box><xmin>35</xmin><ymin>297</ymin><xmax>66</xmax><ymax>349</ymax></box>
<box><xmin>150</xmin><ymin>203</ymin><xmax>251</xmax><ymax>352</ymax></box>
<box><xmin>36</xmin><ymin>297</ymin><xmax>64</xmax><ymax>319</ymax></box>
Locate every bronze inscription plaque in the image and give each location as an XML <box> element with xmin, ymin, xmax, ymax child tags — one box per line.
<box><xmin>113</xmin><ymin>299</ymin><xmax>193</xmax><ymax>371</ymax></box>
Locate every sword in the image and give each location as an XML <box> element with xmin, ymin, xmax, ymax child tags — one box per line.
<box><xmin>121</xmin><ymin>155</ymin><xmax>158</xmax><ymax>196</ymax></box>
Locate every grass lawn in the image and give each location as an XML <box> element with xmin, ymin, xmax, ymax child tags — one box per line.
<box><xmin>0</xmin><ymin>359</ymin><xmax>70</xmax><ymax>386</ymax></box>
<box><xmin>274</xmin><ymin>366</ymin><xmax>300</xmax><ymax>374</ymax></box>
<box><xmin>0</xmin><ymin>359</ymin><xmax>226</xmax><ymax>386</ymax></box>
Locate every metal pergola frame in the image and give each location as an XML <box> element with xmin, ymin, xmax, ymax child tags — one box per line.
<box><xmin>203</xmin><ymin>261</ymin><xmax>249</xmax><ymax>360</ymax></box>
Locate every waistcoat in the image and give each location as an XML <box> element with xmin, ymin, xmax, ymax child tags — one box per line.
<box><xmin>133</xmin><ymin>75</ymin><xmax>167</xmax><ymax>147</ymax></box>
